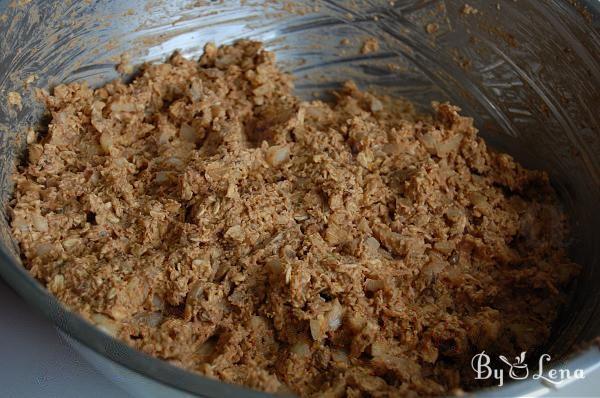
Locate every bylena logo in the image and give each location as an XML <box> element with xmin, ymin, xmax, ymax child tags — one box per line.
<box><xmin>471</xmin><ymin>351</ymin><xmax>585</xmax><ymax>387</ymax></box>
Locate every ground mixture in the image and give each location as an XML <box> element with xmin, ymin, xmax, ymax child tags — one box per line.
<box><xmin>10</xmin><ymin>41</ymin><xmax>579</xmax><ymax>397</ymax></box>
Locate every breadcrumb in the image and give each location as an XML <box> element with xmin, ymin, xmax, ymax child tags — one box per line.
<box><xmin>426</xmin><ymin>23</ymin><xmax>439</xmax><ymax>34</ymax></box>
<box><xmin>360</xmin><ymin>37</ymin><xmax>379</xmax><ymax>54</ymax></box>
<box><xmin>116</xmin><ymin>52</ymin><xmax>134</xmax><ymax>74</ymax></box>
<box><xmin>24</xmin><ymin>74</ymin><xmax>37</xmax><ymax>87</ymax></box>
<box><xmin>462</xmin><ymin>3</ymin><xmax>479</xmax><ymax>15</ymax></box>
<box><xmin>7</xmin><ymin>91</ymin><xmax>22</xmax><ymax>110</ymax></box>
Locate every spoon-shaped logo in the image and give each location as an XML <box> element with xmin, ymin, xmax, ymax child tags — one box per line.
<box><xmin>498</xmin><ymin>351</ymin><xmax>529</xmax><ymax>380</ymax></box>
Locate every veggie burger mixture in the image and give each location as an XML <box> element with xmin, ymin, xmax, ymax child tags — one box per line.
<box><xmin>10</xmin><ymin>41</ymin><xmax>579</xmax><ymax>396</ymax></box>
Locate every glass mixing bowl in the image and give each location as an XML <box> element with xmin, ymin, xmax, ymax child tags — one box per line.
<box><xmin>0</xmin><ymin>0</ymin><xmax>598</xmax><ymax>396</ymax></box>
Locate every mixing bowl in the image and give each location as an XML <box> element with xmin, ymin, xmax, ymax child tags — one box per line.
<box><xmin>0</xmin><ymin>0</ymin><xmax>598</xmax><ymax>396</ymax></box>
